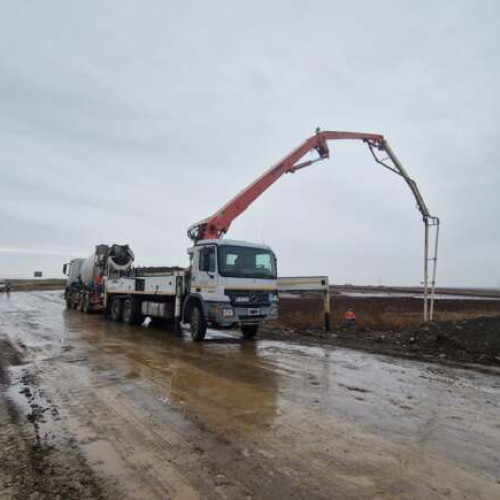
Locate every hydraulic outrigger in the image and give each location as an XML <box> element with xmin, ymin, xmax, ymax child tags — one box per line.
<box><xmin>188</xmin><ymin>129</ymin><xmax>440</xmax><ymax>322</ymax></box>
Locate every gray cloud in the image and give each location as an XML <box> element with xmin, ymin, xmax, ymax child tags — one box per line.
<box><xmin>0</xmin><ymin>0</ymin><xmax>499</xmax><ymax>287</ymax></box>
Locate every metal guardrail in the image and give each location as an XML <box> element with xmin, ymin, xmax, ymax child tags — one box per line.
<box><xmin>278</xmin><ymin>276</ymin><xmax>331</xmax><ymax>331</ymax></box>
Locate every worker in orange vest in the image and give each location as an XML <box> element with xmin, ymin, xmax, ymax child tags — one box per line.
<box><xmin>343</xmin><ymin>307</ymin><xmax>356</xmax><ymax>328</ymax></box>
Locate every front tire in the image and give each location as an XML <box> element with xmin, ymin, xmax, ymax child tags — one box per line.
<box><xmin>110</xmin><ymin>298</ymin><xmax>123</xmax><ymax>322</ymax></box>
<box><xmin>189</xmin><ymin>303</ymin><xmax>207</xmax><ymax>341</ymax></box>
<box><xmin>241</xmin><ymin>324</ymin><xmax>259</xmax><ymax>339</ymax></box>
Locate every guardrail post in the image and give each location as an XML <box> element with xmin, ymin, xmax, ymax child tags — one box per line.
<box><xmin>323</xmin><ymin>277</ymin><xmax>331</xmax><ymax>332</ymax></box>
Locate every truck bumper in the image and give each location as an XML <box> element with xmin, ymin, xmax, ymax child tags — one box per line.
<box><xmin>208</xmin><ymin>303</ymin><xmax>278</xmax><ymax>326</ymax></box>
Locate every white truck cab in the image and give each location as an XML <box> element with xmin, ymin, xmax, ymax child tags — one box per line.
<box><xmin>185</xmin><ymin>239</ymin><xmax>278</xmax><ymax>339</ymax></box>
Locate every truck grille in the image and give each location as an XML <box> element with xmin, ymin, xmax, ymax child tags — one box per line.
<box><xmin>225</xmin><ymin>290</ymin><xmax>270</xmax><ymax>307</ymax></box>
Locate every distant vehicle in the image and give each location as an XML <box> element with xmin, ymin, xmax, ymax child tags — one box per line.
<box><xmin>0</xmin><ymin>279</ymin><xmax>5</xmax><ymax>292</ymax></box>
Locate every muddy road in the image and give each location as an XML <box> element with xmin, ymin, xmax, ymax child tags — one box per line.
<box><xmin>1</xmin><ymin>292</ymin><xmax>499</xmax><ymax>499</ymax></box>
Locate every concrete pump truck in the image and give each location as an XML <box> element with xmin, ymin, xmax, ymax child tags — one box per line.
<box><xmin>64</xmin><ymin>129</ymin><xmax>439</xmax><ymax>339</ymax></box>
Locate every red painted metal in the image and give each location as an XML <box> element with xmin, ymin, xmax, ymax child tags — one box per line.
<box><xmin>189</xmin><ymin>130</ymin><xmax>385</xmax><ymax>241</ymax></box>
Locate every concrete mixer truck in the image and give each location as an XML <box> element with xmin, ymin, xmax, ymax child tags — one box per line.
<box><xmin>63</xmin><ymin>244</ymin><xmax>136</xmax><ymax>313</ymax></box>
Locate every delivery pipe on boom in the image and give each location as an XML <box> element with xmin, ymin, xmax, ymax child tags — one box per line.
<box><xmin>188</xmin><ymin>130</ymin><xmax>385</xmax><ymax>242</ymax></box>
<box><xmin>366</xmin><ymin>140</ymin><xmax>440</xmax><ymax>322</ymax></box>
<box><xmin>188</xmin><ymin>128</ymin><xmax>440</xmax><ymax>322</ymax></box>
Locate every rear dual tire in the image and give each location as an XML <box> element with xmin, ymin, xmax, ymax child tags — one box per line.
<box><xmin>110</xmin><ymin>298</ymin><xmax>123</xmax><ymax>322</ymax></box>
<box><xmin>83</xmin><ymin>294</ymin><xmax>92</xmax><ymax>314</ymax></box>
<box><xmin>122</xmin><ymin>298</ymin><xmax>142</xmax><ymax>325</ymax></box>
<box><xmin>110</xmin><ymin>298</ymin><xmax>142</xmax><ymax>325</ymax></box>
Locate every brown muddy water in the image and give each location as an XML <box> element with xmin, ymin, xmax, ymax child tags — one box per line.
<box><xmin>0</xmin><ymin>291</ymin><xmax>499</xmax><ymax>499</ymax></box>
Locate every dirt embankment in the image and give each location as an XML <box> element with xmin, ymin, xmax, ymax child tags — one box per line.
<box><xmin>269</xmin><ymin>295</ymin><xmax>500</xmax><ymax>367</ymax></box>
<box><xmin>331</xmin><ymin>316</ymin><xmax>500</xmax><ymax>366</ymax></box>
<box><xmin>278</xmin><ymin>294</ymin><xmax>500</xmax><ymax>331</ymax></box>
<box><xmin>4</xmin><ymin>279</ymin><xmax>66</xmax><ymax>292</ymax></box>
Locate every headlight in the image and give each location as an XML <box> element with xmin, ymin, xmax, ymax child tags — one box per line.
<box><xmin>269</xmin><ymin>293</ymin><xmax>278</xmax><ymax>302</ymax></box>
<box><xmin>222</xmin><ymin>307</ymin><xmax>234</xmax><ymax>317</ymax></box>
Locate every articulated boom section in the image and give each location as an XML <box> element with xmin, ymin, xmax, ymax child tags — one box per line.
<box><xmin>187</xmin><ymin>130</ymin><xmax>386</xmax><ymax>242</ymax></box>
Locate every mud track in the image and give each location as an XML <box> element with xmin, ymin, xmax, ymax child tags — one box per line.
<box><xmin>0</xmin><ymin>291</ymin><xmax>499</xmax><ymax>499</ymax></box>
<box><xmin>0</xmin><ymin>339</ymin><xmax>105</xmax><ymax>499</ymax></box>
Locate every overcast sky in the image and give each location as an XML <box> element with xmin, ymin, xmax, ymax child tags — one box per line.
<box><xmin>0</xmin><ymin>1</ymin><xmax>499</xmax><ymax>287</ymax></box>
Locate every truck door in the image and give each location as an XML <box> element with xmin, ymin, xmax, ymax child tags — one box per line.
<box><xmin>193</xmin><ymin>245</ymin><xmax>218</xmax><ymax>296</ymax></box>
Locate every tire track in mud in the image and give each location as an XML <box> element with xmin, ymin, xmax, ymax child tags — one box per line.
<box><xmin>36</xmin><ymin>343</ymin><xmax>496</xmax><ymax>500</ymax></box>
<box><xmin>2</xmin><ymin>292</ymin><xmax>500</xmax><ymax>499</ymax></box>
<box><xmin>37</xmin><ymin>354</ymin><xmax>334</xmax><ymax>499</ymax></box>
<box><xmin>2</xmin><ymin>293</ymin><xmax>338</xmax><ymax>497</ymax></box>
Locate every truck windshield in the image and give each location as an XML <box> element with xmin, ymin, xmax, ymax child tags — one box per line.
<box><xmin>218</xmin><ymin>245</ymin><xmax>277</xmax><ymax>279</ymax></box>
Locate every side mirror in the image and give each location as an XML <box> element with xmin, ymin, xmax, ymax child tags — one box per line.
<box><xmin>62</xmin><ymin>264</ymin><xmax>68</xmax><ymax>275</ymax></box>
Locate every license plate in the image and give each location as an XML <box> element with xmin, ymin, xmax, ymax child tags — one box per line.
<box><xmin>247</xmin><ymin>308</ymin><xmax>261</xmax><ymax>316</ymax></box>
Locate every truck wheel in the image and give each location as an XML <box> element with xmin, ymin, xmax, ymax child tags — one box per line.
<box><xmin>110</xmin><ymin>298</ymin><xmax>123</xmax><ymax>322</ymax></box>
<box><xmin>83</xmin><ymin>294</ymin><xmax>92</xmax><ymax>314</ymax></box>
<box><xmin>241</xmin><ymin>324</ymin><xmax>259</xmax><ymax>339</ymax></box>
<box><xmin>122</xmin><ymin>299</ymin><xmax>139</xmax><ymax>325</ymax></box>
<box><xmin>189</xmin><ymin>303</ymin><xmax>206</xmax><ymax>341</ymax></box>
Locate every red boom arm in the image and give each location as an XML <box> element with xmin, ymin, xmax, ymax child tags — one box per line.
<box><xmin>187</xmin><ymin>130</ymin><xmax>385</xmax><ymax>241</ymax></box>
